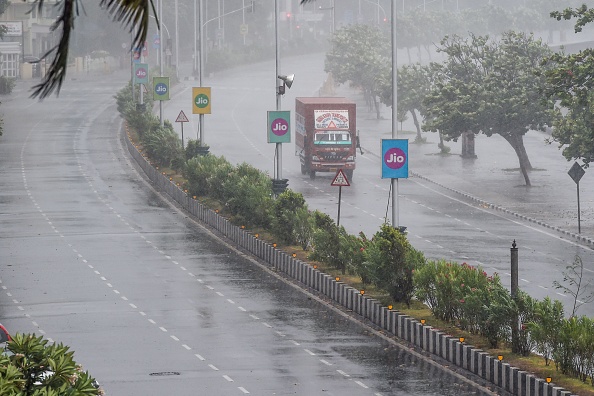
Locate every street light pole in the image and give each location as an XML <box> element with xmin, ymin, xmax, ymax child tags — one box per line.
<box><xmin>275</xmin><ymin>0</ymin><xmax>282</xmax><ymax>180</ymax></box>
<box><xmin>158</xmin><ymin>0</ymin><xmax>164</xmax><ymax>126</ymax></box>
<box><xmin>391</xmin><ymin>0</ymin><xmax>399</xmax><ymax>228</ymax></box>
<box><xmin>199</xmin><ymin>0</ymin><xmax>205</xmax><ymax>145</ymax></box>
<box><xmin>193</xmin><ymin>0</ymin><xmax>197</xmax><ymax>76</ymax></box>
<box><xmin>175</xmin><ymin>0</ymin><xmax>179</xmax><ymax>79</ymax></box>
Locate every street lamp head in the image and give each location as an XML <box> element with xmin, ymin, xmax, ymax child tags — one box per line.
<box><xmin>278</xmin><ymin>74</ymin><xmax>295</xmax><ymax>89</ymax></box>
<box><xmin>277</xmin><ymin>74</ymin><xmax>295</xmax><ymax>95</ymax></box>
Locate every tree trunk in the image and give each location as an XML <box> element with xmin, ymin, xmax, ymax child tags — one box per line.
<box><xmin>373</xmin><ymin>95</ymin><xmax>381</xmax><ymax>119</ymax></box>
<box><xmin>424</xmin><ymin>45</ymin><xmax>432</xmax><ymax>61</ymax></box>
<box><xmin>504</xmin><ymin>134</ymin><xmax>532</xmax><ymax>186</ymax></box>
<box><xmin>411</xmin><ymin>110</ymin><xmax>422</xmax><ymax>141</ymax></box>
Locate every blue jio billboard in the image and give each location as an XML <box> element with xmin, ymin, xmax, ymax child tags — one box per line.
<box><xmin>381</xmin><ymin>139</ymin><xmax>409</xmax><ymax>179</ymax></box>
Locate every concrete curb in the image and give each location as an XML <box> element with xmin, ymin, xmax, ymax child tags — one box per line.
<box><xmin>410</xmin><ymin>170</ymin><xmax>594</xmax><ymax>247</ymax></box>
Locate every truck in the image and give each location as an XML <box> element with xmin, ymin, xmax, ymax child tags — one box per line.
<box><xmin>295</xmin><ymin>97</ymin><xmax>357</xmax><ymax>180</ymax></box>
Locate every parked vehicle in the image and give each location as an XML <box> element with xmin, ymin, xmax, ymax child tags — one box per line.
<box><xmin>295</xmin><ymin>97</ymin><xmax>357</xmax><ymax>180</ymax></box>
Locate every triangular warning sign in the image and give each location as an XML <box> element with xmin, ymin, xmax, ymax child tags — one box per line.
<box><xmin>141</xmin><ymin>83</ymin><xmax>148</xmax><ymax>94</ymax></box>
<box><xmin>327</xmin><ymin>121</ymin><xmax>337</xmax><ymax>129</ymax></box>
<box><xmin>176</xmin><ymin>110</ymin><xmax>189</xmax><ymax>123</ymax></box>
<box><xmin>331</xmin><ymin>169</ymin><xmax>350</xmax><ymax>187</ymax></box>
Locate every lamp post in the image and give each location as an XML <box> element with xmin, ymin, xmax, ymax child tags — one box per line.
<box><xmin>275</xmin><ymin>0</ymin><xmax>282</xmax><ymax>179</ymax></box>
<box><xmin>318</xmin><ymin>0</ymin><xmax>335</xmax><ymax>34</ymax></box>
<box><xmin>391</xmin><ymin>0</ymin><xmax>399</xmax><ymax>229</ymax></box>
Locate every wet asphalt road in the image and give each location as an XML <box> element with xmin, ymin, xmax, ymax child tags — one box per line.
<box><xmin>0</xmin><ymin>73</ymin><xmax>498</xmax><ymax>394</ymax></box>
<box><xmin>164</xmin><ymin>53</ymin><xmax>594</xmax><ymax>319</ymax></box>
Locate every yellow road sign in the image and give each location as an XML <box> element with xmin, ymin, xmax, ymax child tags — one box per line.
<box><xmin>192</xmin><ymin>87</ymin><xmax>211</xmax><ymax>114</ymax></box>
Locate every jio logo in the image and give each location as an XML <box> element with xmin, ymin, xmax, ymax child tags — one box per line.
<box><xmin>155</xmin><ymin>83</ymin><xmax>168</xmax><ymax>94</ymax></box>
<box><xmin>384</xmin><ymin>148</ymin><xmax>406</xmax><ymax>169</ymax></box>
<box><xmin>271</xmin><ymin>118</ymin><xmax>289</xmax><ymax>136</ymax></box>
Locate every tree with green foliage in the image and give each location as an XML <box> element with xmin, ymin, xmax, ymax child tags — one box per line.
<box><xmin>553</xmin><ymin>255</ymin><xmax>594</xmax><ymax>317</ymax></box>
<box><xmin>270</xmin><ymin>190</ymin><xmax>307</xmax><ymax>245</ymax></box>
<box><xmin>1</xmin><ymin>333</ymin><xmax>102</xmax><ymax>395</ymax></box>
<box><xmin>325</xmin><ymin>24</ymin><xmax>389</xmax><ymax>119</ymax></box>
<box><xmin>309</xmin><ymin>211</ymin><xmax>341</xmax><ymax>271</ymax></box>
<box><xmin>380</xmin><ymin>63</ymin><xmax>434</xmax><ymax>142</ymax></box>
<box><xmin>424</xmin><ymin>32</ymin><xmax>555</xmax><ymax>186</ymax></box>
<box><xmin>364</xmin><ymin>224</ymin><xmax>422</xmax><ymax>307</ymax></box>
<box><xmin>527</xmin><ymin>297</ymin><xmax>565</xmax><ymax>366</ymax></box>
<box><xmin>545</xmin><ymin>5</ymin><xmax>594</xmax><ymax>167</ymax></box>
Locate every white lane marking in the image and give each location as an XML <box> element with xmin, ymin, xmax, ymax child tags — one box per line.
<box><xmin>290</xmin><ymin>340</ymin><xmax>300</xmax><ymax>346</ymax></box>
<box><xmin>195</xmin><ymin>354</ymin><xmax>205</xmax><ymax>361</ymax></box>
<box><xmin>337</xmin><ymin>370</ymin><xmax>350</xmax><ymax>377</ymax></box>
<box><xmin>262</xmin><ymin>323</ymin><xmax>273</xmax><ymax>328</ymax></box>
<box><xmin>538</xmin><ymin>285</ymin><xmax>548</xmax><ymax>290</ymax></box>
<box><xmin>216</xmin><ymin>292</ymin><xmax>225</xmax><ymax>297</ymax></box>
<box><xmin>223</xmin><ymin>375</ymin><xmax>234</xmax><ymax>382</ymax></box>
<box><xmin>275</xmin><ymin>331</ymin><xmax>285</xmax><ymax>337</ymax></box>
<box><xmin>159</xmin><ymin>327</ymin><xmax>167</xmax><ymax>332</ymax></box>
<box><xmin>355</xmin><ymin>381</ymin><xmax>369</xmax><ymax>389</ymax></box>
<box><xmin>182</xmin><ymin>344</ymin><xmax>191</xmax><ymax>350</ymax></box>
<box><xmin>208</xmin><ymin>364</ymin><xmax>219</xmax><ymax>371</ymax></box>
<box><xmin>249</xmin><ymin>314</ymin><xmax>259</xmax><ymax>320</ymax></box>
<box><xmin>238</xmin><ymin>387</ymin><xmax>250</xmax><ymax>394</ymax></box>
<box><xmin>304</xmin><ymin>349</ymin><xmax>315</xmax><ymax>356</ymax></box>
<box><xmin>238</xmin><ymin>306</ymin><xmax>247</xmax><ymax>312</ymax></box>
<box><xmin>206</xmin><ymin>285</ymin><xmax>214</xmax><ymax>290</ymax></box>
<box><xmin>320</xmin><ymin>359</ymin><xmax>332</xmax><ymax>366</ymax></box>
<box><xmin>227</xmin><ymin>299</ymin><xmax>235</xmax><ymax>304</ymax></box>
<box><xmin>521</xmin><ymin>279</ymin><xmax>530</xmax><ymax>283</ymax></box>
<box><xmin>129</xmin><ymin>303</ymin><xmax>137</xmax><ymax>309</ymax></box>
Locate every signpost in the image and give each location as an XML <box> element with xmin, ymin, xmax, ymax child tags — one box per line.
<box><xmin>192</xmin><ymin>87</ymin><xmax>211</xmax><ymax>145</ymax></box>
<box><xmin>153</xmin><ymin>77</ymin><xmax>170</xmax><ymax>101</ymax></box>
<box><xmin>133</xmin><ymin>63</ymin><xmax>148</xmax><ymax>85</ymax></box>
<box><xmin>331</xmin><ymin>169</ymin><xmax>350</xmax><ymax>226</ymax></box>
<box><xmin>381</xmin><ymin>139</ymin><xmax>409</xmax><ymax>179</ymax></box>
<box><xmin>382</xmin><ymin>139</ymin><xmax>409</xmax><ymax>233</ymax></box>
<box><xmin>267</xmin><ymin>110</ymin><xmax>291</xmax><ymax>143</ymax></box>
<box><xmin>175</xmin><ymin>110</ymin><xmax>189</xmax><ymax>148</ymax></box>
<box><xmin>568</xmin><ymin>162</ymin><xmax>586</xmax><ymax>233</ymax></box>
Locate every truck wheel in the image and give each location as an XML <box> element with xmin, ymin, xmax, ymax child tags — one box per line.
<box><xmin>301</xmin><ymin>164</ymin><xmax>307</xmax><ymax>175</ymax></box>
<box><xmin>345</xmin><ymin>169</ymin><xmax>353</xmax><ymax>181</ymax></box>
<box><xmin>309</xmin><ymin>171</ymin><xmax>316</xmax><ymax>180</ymax></box>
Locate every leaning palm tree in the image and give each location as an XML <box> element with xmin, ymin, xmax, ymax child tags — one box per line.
<box><xmin>31</xmin><ymin>0</ymin><xmax>156</xmax><ymax>99</ymax></box>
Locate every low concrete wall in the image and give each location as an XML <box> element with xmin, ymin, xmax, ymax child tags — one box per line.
<box><xmin>125</xmin><ymin>128</ymin><xmax>575</xmax><ymax>396</ymax></box>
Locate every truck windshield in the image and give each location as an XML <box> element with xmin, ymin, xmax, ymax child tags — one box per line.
<box><xmin>313</xmin><ymin>131</ymin><xmax>351</xmax><ymax>145</ymax></box>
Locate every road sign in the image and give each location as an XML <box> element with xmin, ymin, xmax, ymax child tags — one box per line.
<box><xmin>331</xmin><ymin>169</ymin><xmax>350</xmax><ymax>187</ymax></box>
<box><xmin>568</xmin><ymin>162</ymin><xmax>585</xmax><ymax>184</ymax></box>
<box><xmin>153</xmin><ymin>77</ymin><xmax>170</xmax><ymax>101</ymax></box>
<box><xmin>133</xmin><ymin>63</ymin><xmax>148</xmax><ymax>85</ymax></box>
<box><xmin>240</xmin><ymin>24</ymin><xmax>248</xmax><ymax>35</ymax></box>
<box><xmin>192</xmin><ymin>87</ymin><xmax>211</xmax><ymax>114</ymax></box>
<box><xmin>267</xmin><ymin>111</ymin><xmax>291</xmax><ymax>143</ymax></box>
<box><xmin>381</xmin><ymin>139</ymin><xmax>409</xmax><ymax>179</ymax></box>
<box><xmin>153</xmin><ymin>33</ymin><xmax>160</xmax><ymax>49</ymax></box>
<box><xmin>176</xmin><ymin>110</ymin><xmax>189</xmax><ymax>123</ymax></box>
<box><xmin>141</xmin><ymin>84</ymin><xmax>148</xmax><ymax>94</ymax></box>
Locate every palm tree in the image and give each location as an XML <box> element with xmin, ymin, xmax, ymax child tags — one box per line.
<box><xmin>31</xmin><ymin>0</ymin><xmax>156</xmax><ymax>99</ymax></box>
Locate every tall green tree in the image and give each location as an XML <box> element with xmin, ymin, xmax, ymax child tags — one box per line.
<box><xmin>324</xmin><ymin>24</ymin><xmax>389</xmax><ymax>119</ymax></box>
<box><xmin>545</xmin><ymin>5</ymin><xmax>594</xmax><ymax>167</ymax></box>
<box><xmin>424</xmin><ymin>32</ymin><xmax>555</xmax><ymax>186</ymax></box>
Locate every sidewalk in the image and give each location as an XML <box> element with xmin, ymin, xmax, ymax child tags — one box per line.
<box><xmin>346</xmin><ymin>87</ymin><xmax>594</xmax><ymax>245</ymax></box>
